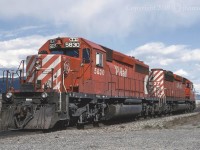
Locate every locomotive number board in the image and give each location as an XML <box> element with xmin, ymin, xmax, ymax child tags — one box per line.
<box><xmin>49</xmin><ymin>38</ymin><xmax>80</xmax><ymax>49</ymax></box>
<box><xmin>49</xmin><ymin>39</ymin><xmax>57</xmax><ymax>49</ymax></box>
<box><xmin>65</xmin><ymin>37</ymin><xmax>80</xmax><ymax>48</ymax></box>
<box><xmin>65</xmin><ymin>42</ymin><xmax>80</xmax><ymax>48</ymax></box>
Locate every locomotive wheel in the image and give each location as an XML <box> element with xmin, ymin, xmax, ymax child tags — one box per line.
<box><xmin>93</xmin><ymin>122</ymin><xmax>99</xmax><ymax>127</ymax></box>
<box><xmin>57</xmin><ymin>120</ymin><xmax>69</xmax><ymax>129</ymax></box>
<box><xmin>157</xmin><ymin>112</ymin><xmax>162</xmax><ymax>117</ymax></box>
<box><xmin>134</xmin><ymin>116</ymin><xmax>140</xmax><ymax>121</ymax></box>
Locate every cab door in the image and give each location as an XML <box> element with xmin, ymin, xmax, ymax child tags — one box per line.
<box><xmin>78</xmin><ymin>46</ymin><xmax>93</xmax><ymax>93</ymax></box>
<box><xmin>82</xmin><ymin>48</ymin><xmax>92</xmax><ymax>81</ymax></box>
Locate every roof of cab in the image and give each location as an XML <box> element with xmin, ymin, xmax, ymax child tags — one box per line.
<box><xmin>81</xmin><ymin>38</ymin><xmax>106</xmax><ymax>52</ymax></box>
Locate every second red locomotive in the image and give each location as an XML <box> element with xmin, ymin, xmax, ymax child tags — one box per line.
<box><xmin>1</xmin><ymin>37</ymin><xmax>195</xmax><ymax>129</ymax></box>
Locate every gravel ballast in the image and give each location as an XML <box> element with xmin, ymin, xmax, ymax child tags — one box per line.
<box><xmin>1</xmin><ymin>112</ymin><xmax>200</xmax><ymax>150</ymax></box>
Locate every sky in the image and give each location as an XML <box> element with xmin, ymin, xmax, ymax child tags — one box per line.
<box><xmin>0</xmin><ymin>0</ymin><xmax>200</xmax><ymax>92</ymax></box>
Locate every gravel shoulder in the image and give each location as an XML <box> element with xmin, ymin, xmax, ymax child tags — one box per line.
<box><xmin>0</xmin><ymin>112</ymin><xmax>200</xmax><ymax>150</ymax></box>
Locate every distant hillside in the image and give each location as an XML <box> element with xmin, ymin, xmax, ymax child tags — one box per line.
<box><xmin>0</xmin><ymin>78</ymin><xmax>20</xmax><ymax>93</ymax></box>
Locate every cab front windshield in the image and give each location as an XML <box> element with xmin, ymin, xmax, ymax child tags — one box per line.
<box><xmin>51</xmin><ymin>48</ymin><xmax>79</xmax><ymax>58</ymax></box>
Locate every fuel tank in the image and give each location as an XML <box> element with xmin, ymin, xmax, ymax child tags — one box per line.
<box><xmin>176</xmin><ymin>104</ymin><xmax>188</xmax><ymax>112</ymax></box>
<box><xmin>105</xmin><ymin>104</ymin><xmax>142</xmax><ymax>120</ymax></box>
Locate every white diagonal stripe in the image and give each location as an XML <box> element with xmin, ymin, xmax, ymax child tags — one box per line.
<box><xmin>53</xmin><ymin>68</ymin><xmax>61</xmax><ymax>81</ymax></box>
<box><xmin>26</xmin><ymin>55</ymin><xmax>37</xmax><ymax>77</ymax></box>
<box><xmin>157</xmin><ymin>74</ymin><xmax>164</xmax><ymax>82</ymax></box>
<box><xmin>53</xmin><ymin>81</ymin><xmax>61</xmax><ymax>90</ymax></box>
<box><xmin>43</xmin><ymin>68</ymin><xmax>62</xmax><ymax>87</ymax></box>
<box><xmin>41</xmin><ymin>55</ymin><xmax>54</xmax><ymax>66</ymax></box>
<box><xmin>38</xmin><ymin>56</ymin><xmax>61</xmax><ymax>80</ymax></box>
<box><xmin>153</xmin><ymin>71</ymin><xmax>162</xmax><ymax>81</ymax></box>
<box><xmin>26</xmin><ymin>56</ymin><xmax>31</xmax><ymax>67</ymax></box>
<box><xmin>28</xmin><ymin>71</ymin><xmax>35</xmax><ymax>82</ymax></box>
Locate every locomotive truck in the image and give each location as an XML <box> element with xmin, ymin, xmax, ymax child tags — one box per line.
<box><xmin>1</xmin><ymin>37</ymin><xmax>196</xmax><ymax>129</ymax></box>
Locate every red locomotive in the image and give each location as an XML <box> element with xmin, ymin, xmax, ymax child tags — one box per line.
<box><xmin>1</xmin><ymin>37</ymin><xmax>196</xmax><ymax>129</ymax></box>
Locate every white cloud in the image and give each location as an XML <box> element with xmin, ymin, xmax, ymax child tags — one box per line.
<box><xmin>194</xmin><ymin>84</ymin><xmax>200</xmax><ymax>94</ymax></box>
<box><xmin>160</xmin><ymin>58</ymin><xmax>174</xmax><ymax>66</ymax></box>
<box><xmin>181</xmin><ymin>49</ymin><xmax>200</xmax><ymax>61</ymax></box>
<box><xmin>128</xmin><ymin>42</ymin><xmax>200</xmax><ymax>92</ymax></box>
<box><xmin>133</xmin><ymin>42</ymin><xmax>184</xmax><ymax>55</ymax></box>
<box><xmin>174</xmin><ymin>69</ymin><xmax>188</xmax><ymax>76</ymax></box>
<box><xmin>0</xmin><ymin>34</ymin><xmax>62</xmax><ymax>68</ymax></box>
<box><xmin>0</xmin><ymin>0</ymin><xmax>200</xmax><ymax>37</ymax></box>
<box><xmin>0</xmin><ymin>25</ymin><xmax>45</xmax><ymax>38</ymax></box>
<box><xmin>129</xmin><ymin>42</ymin><xmax>187</xmax><ymax>67</ymax></box>
<box><xmin>129</xmin><ymin>42</ymin><xmax>200</xmax><ymax>67</ymax></box>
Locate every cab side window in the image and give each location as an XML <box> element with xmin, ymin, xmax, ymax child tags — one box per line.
<box><xmin>186</xmin><ymin>83</ymin><xmax>190</xmax><ymax>88</ymax></box>
<box><xmin>82</xmin><ymin>48</ymin><xmax>90</xmax><ymax>63</ymax></box>
<box><xmin>96</xmin><ymin>52</ymin><xmax>103</xmax><ymax>67</ymax></box>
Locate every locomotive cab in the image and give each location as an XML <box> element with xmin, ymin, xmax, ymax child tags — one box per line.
<box><xmin>36</xmin><ymin>37</ymin><xmax>107</xmax><ymax>94</ymax></box>
<box><xmin>184</xmin><ymin>80</ymin><xmax>195</xmax><ymax>101</ymax></box>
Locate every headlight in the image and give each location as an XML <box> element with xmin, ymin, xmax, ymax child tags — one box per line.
<box><xmin>6</xmin><ymin>92</ymin><xmax>12</xmax><ymax>99</ymax></box>
<box><xmin>36</xmin><ymin>60</ymin><xmax>40</xmax><ymax>64</ymax></box>
<box><xmin>41</xmin><ymin>92</ymin><xmax>48</xmax><ymax>99</ymax></box>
